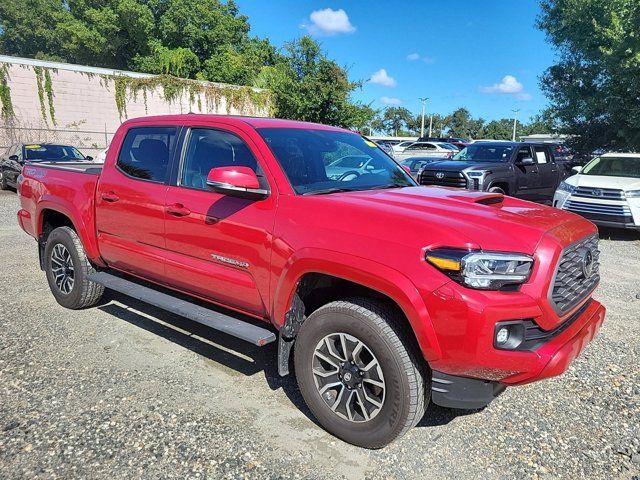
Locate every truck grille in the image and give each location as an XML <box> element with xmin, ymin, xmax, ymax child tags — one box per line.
<box><xmin>550</xmin><ymin>234</ymin><xmax>600</xmax><ymax>316</ymax></box>
<box><xmin>419</xmin><ymin>170</ymin><xmax>467</xmax><ymax>188</ymax></box>
<box><xmin>565</xmin><ymin>199</ymin><xmax>631</xmax><ymax>217</ymax></box>
<box><xmin>573</xmin><ymin>187</ymin><xmax>624</xmax><ymax>200</ymax></box>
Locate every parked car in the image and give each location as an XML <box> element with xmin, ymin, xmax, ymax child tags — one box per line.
<box><xmin>418</xmin><ymin>141</ymin><xmax>562</xmax><ymax>203</ymax></box>
<box><xmin>393</xmin><ymin>141</ymin><xmax>455</xmax><ymax>161</ymax></box>
<box><xmin>418</xmin><ymin>137</ymin><xmax>469</xmax><ymax>150</ymax></box>
<box><xmin>325</xmin><ymin>154</ymin><xmax>387</xmax><ymax>180</ymax></box>
<box><xmin>553</xmin><ymin>152</ymin><xmax>640</xmax><ymax>230</ymax></box>
<box><xmin>17</xmin><ymin>115</ymin><xmax>605</xmax><ymax>448</ymax></box>
<box><xmin>399</xmin><ymin>156</ymin><xmax>448</xmax><ymax>180</ymax></box>
<box><xmin>391</xmin><ymin>140</ymin><xmax>417</xmax><ymax>153</ymax></box>
<box><xmin>0</xmin><ymin>143</ymin><xmax>92</xmax><ymax>191</ymax></box>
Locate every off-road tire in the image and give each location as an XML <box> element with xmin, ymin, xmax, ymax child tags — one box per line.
<box><xmin>44</xmin><ymin>226</ymin><xmax>104</xmax><ymax>309</ymax></box>
<box><xmin>294</xmin><ymin>298</ymin><xmax>428</xmax><ymax>448</ymax></box>
<box><xmin>488</xmin><ymin>185</ymin><xmax>506</xmax><ymax>194</ymax></box>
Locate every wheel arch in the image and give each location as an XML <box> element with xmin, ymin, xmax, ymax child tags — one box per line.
<box><xmin>273</xmin><ymin>249</ymin><xmax>442</xmax><ymax>363</ymax></box>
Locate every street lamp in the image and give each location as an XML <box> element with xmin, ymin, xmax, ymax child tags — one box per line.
<box><xmin>511</xmin><ymin>109</ymin><xmax>520</xmax><ymax>141</ymax></box>
<box><xmin>419</xmin><ymin>97</ymin><xmax>429</xmax><ymax>138</ymax></box>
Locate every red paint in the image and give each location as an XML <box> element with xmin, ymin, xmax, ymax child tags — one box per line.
<box><xmin>16</xmin><ymin>114</ymin><xmax>606</xmax><ymax>388</ymax></box>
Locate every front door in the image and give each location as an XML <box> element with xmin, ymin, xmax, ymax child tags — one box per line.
<box><xmin>163</xmin><ymin>125</ymin><xmax>277</xmax><ymax>318</ymax></box>
<box><xmin>513</xmin><ymin>146</ymin><xmax>540</xmax><ymax>201</ymax></box>
<box><xmin>95</xmin><ymin>126</ymin><xmax>178</xmax><ymax>282</ymax></box>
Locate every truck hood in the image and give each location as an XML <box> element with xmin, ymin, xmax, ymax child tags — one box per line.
<box><xmin>310</xmin><ymin>186</ymin><xmax>590</xmax><ymax>254</ymax></box>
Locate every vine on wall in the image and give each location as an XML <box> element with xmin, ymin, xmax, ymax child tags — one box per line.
<box><xmin>0</xmin><ymin>64</ymin><xmax>14</xmax><ymax>120</ymax></box>
<box><xmin>33</xmin><ymin>66</ymin><xmax>57</xmax><ymax>125</ymax></box>
<box><xmin>111</xmin><ymin>74</ymin><xmax>272</xmax><ymax>120</ymax></box>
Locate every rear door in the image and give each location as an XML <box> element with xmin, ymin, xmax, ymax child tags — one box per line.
<box><xmin>532</xmin><ymin>145</ymin><xmax>560</xmax><ymax>203</ymax></box>
<box><xmin>163</xmin><ymin>124</ymin><xmax>277</xmax><ymax>317</ymax></box>
<box><xmin>95</xmin><ymin>126</ymin><xmax>179</xmax><ymax>282</ymax></box>
<box><xmin>513</xmin><ymin>146</ymin><xmax>541</xmax><ymax>201</ymax></box>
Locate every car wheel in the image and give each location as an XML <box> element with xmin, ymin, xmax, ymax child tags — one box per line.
<box><xmin>294</xmin><ymin>298</ymin><xmax>428</xmax><ymax>448</ymax></box>
<box><xmin>0</xmin><ymin>169</ymin><xmax>8</xmax><ymax>190</ymax></box>
<box><xmin>488</xmin><ymin>186</ymin><xmax>506</xmax><ymax>194</ymax></box>
<box><xmin>44</xmin><ymin>226</ymin><xmax>104</xmax><ymax>309</ymax></box>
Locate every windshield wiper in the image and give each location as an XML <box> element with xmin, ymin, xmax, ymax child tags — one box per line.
<box><xmin>302</xmin><ymin>187</ymin><xmax>361</xmax><ymax>196</ymax></box>
<box><xmin>369</xmin><ymin>183</ymin><xmax>408</xmax><ymax>190</ymax></box>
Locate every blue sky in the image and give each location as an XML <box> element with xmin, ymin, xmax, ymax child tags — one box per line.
<box><xmin>235</xmin><ymin>0</ymin><xmax>556</xmax><ymax>122</ymax></box>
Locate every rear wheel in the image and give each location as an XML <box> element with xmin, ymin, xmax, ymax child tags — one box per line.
<box><xmin>0</xmin><ymin>169</ymin><xmax>8</xmax><ymax>190</ymax></box>
<box><xmin>44</xmin><ymin>226</ymin><xmax>104</xmax><ymax>309</ymax></box>
<box><xmin>294</xmin><ymin>298</ymin><xmax>428</xmax><ymax>448</ymax></box>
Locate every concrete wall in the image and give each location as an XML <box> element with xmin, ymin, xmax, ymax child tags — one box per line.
<box><xmin>0</xmin><ymin>56</ymin><xmax>270</xmax><ymax>156</ymax></box>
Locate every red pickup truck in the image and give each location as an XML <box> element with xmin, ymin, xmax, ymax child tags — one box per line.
<box><xmin>17</xmin><ymin>115</ymin><xmax>605</xmax><ymax>448</ymax></box>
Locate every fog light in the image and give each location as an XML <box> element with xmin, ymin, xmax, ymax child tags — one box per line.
<box><xmin>493</xmin><ymin>322</ymin><xmax>525</xmax><ymax>350</ymax></box>
<box><xmin>496</xmin><ymin>327</ymin><xmax>509</xmax><ymax>345</ymax></box>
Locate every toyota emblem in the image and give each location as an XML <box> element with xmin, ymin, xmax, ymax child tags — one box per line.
<box><xmin>579</xmin><ymin>248</ymin><xmax>594</xmax><ymax>278</ymax></box>
<box><xmin>591</xmin><ymin>189</ymin><xmax>603</xmax><ymax>197</ymax></box>
<box><xmin>435</xmin><ymin>172</ymin><xmax>446</xmax><ymax>179</ymax></box>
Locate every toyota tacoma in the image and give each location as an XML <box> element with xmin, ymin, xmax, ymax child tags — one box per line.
<box><xmin>16</xmin><ymin>115</ymin><xmax>605</xmax><ymax>448</ymax></box>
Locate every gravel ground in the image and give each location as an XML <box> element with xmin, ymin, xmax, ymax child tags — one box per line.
<box><xmin>0</xmin><ymin>189</ymin><xmax>638</xmax><ymax>479</ymax></box>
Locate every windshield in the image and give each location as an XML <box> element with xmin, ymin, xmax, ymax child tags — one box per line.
<box><xmin>581</xmin><ymin>156</ymin><xmax>640</xmax><ymax>178</ymax></box>
<box><xmin>257</xmin><ymin>128</ymin><xmax>416</xmax><ymax>194</ymax></box>
<box><xmin>24</xmin><ymin>144</ymin><xmax>86</xmax><ymax>161</ymax></box>
<box><xmin>453</xmin><ymin>144</ymin><xmax>514</xmax><ymax>162</ymax></box>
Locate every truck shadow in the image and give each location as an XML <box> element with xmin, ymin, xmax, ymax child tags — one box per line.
<box><xmin>97</xmin><ymin>291</ymin><xmax>467</xmax><ymax>431</ymax></box>
<box><xmin>597</xmin><ymin>227</ymin><xmax>640</xmax><ymax>242</ymax></box>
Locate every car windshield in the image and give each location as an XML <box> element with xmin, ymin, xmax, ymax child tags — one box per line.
<box><xmin>257</xmin><ymin>128</ymin><xmax>416</xmax><ymax>195</ymax></box>
<box><xmin>438</xmin><ymin>143</ymin><xmax>458</xmax><ymax>150</ymax></box>
<box><xmin>453</xmin><ymin>144</ymin><xmax>514</xmax><ymax>162</ymax></box>
<box><xmin>581</xmin><ymin>156</ymin><xmax>640</xmax><ymax>178</ymax></box>
<box><xmin>24</xmin><ymin>144</ymin><xmax>86</xmax><ymax>161</ymax></box>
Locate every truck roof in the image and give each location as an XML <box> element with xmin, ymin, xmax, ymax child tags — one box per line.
<box><xmin>121</xmin><ymin>114</ymin><xmax>350</xmax><ymax>132</ymax></box>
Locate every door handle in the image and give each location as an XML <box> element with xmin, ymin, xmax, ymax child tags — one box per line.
<box><xmin>166</xmin><ymin>203</ymin><xmax>191</xmax><ymax>217</ymax></box>
<box><xmin>101</xmin><ymin>192</ymin><xmax>120</xmax><ymax>202</ymax></box>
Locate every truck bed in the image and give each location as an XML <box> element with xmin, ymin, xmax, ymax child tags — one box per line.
<box><xmin>26</xmin><ymin>161</ymin><xmax>103</xmax><ymax>175</ymax></box>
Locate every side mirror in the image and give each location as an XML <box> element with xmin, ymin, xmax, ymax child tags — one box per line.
<box><xmin>85</xmin><ymin>156</ymin><xmax>93</xmax><ymax>161</ymax></box>
<box><xmin>571</xmin><ymin>166</ymin><xmax>583</xmax><ymax>174</ymax></box>
<box><xmin>8</xmin><ymin>155</ymin><xmax>19</xmax><ymax>161</ymax></box>
<box><xmin>206</xmin><ymin>166</ymin><xmax>268</xmax><ymax>200</ymax></box>
<box><xmin>518</xmin><ymin>157</ymin><xmax>535</xmax><ymax>166</ymax></box>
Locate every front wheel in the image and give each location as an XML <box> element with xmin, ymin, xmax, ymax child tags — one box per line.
<box><xmin>488</xmin><ymin>186</ymin><xmax>506</xmax><ymax>194</ymax></box>
<box><xmin>44</xmin><ymin>226</ymin><xmax>104</xmax><ymax>309</ymax></box>
<box><xmin>294</xmin><ymin>298</ymin><xmax>428</xmax><ymax>448</ymax></box>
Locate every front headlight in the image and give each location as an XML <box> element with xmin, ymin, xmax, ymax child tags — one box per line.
<box><xmin>625</xmin><ymin>190</ymin><xmax>640</xmax><ymax>198</ymax></box>
<box><xmin>426</xmin><ymin>248</ymin><xmax>534</xmax><ymax>290</ymax></box>
<box><xmin>557</xmin><ymin>181</ymin><xmax>577</xmax><ymax>193</ymax></box>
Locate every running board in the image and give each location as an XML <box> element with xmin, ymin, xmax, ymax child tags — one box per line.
<box><xmin>87</xmin><ymin>272</ymin><xmax>276</xmax><ymax>346</ymax></box>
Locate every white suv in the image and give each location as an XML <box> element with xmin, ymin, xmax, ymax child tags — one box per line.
<box><xmin>553</xmin><ymin>153</ymin><xmax>640</xmax><ymax>230</ymax></box>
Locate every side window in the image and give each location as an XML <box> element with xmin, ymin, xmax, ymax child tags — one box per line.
<box><xmin>533</xmin><ymin>146</ymin><xmax>551</xmax><ymax>164</ymax></box>
<box><xmin>117</xmin><ymin>127</ymin><xmax>176</xmax><ymax>183</ymax></box>
<box><xmin>180</xmin><ymin>128</ymin><xmax>264</xmax><ymax>190</ymax></box>
<box><xmin>516</xmin><ymin>146</ymin><xmax>533</xmax><ymax>162</ymax></box>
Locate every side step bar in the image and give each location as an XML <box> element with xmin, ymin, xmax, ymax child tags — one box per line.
<box><xmin>87</xmin><ymin>272</ymin><xmax>276</xmax><ymax>346</ymax></box>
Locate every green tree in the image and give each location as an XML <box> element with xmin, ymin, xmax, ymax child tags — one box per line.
<box><xmin>382</xmin><ymin>107</ymin><xmax>413</xmax><ymax>136</ymax></box>
<box><xmin>484</xmin><ymin>119</ymin><xmax>514</xmax><ymax>140</ymax></box>
<box><xmin>445</xmin><ymin>108</ymin><xmax>485</xmax><ymax>139</ymax></box>
<box><xmin>538</xmin><ymin>0</ymin><xmax>640</xmax><ymax>152</ymax></box>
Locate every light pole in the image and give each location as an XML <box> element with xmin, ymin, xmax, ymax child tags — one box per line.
<box><xmin>428</xmin><ymin>114</ymin><xmax>433</xmax><ymax>137</ymax></box>
<box><xmin>419</xmin><ymin>97</ymin><xmax>428</xmax><ymax>138</ymax></box>
<box><xmin>512</xmin><ymin>108</ymin><xmax>520</xmax><ymax>141</ymax></box>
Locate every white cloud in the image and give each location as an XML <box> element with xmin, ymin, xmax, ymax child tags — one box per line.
<box><xmin>480</xmin><ymin>75</ymin><xmax>532</xmax><ymax>100</ymax></box>
<box><xmin>369</xmin><ymin>69</ymin><xmax>396</xmax><ymax>87</ymax></box>
<box><xmin>381</xmin><ymin>96</ymin><xmax>402</xmax><ymax>105</ymax></box>
<box><xmin>407</xmin><ymin>52</ymin><xmax>435</xmax><ymax>63</ymax></box>
<box><xmin>305</xmin><ymin>8</ymin><xmax>355</xmax><ymax>36</ymax></box>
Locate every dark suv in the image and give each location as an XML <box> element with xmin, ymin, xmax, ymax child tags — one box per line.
<box><xmin>418</xmin><ymin>142</ymin><xmax>561</xmax><ymax>203</ymax></box>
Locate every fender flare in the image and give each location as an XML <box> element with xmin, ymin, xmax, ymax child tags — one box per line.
<box><xmin>36</xmin><ymin>198</ymin><xmax>105</xmax><ymax>266</ymax></box>
<box><xmin>273</xmin><ymin>248</ymin><xmax>442</xmax><ymax>363</ymax></box>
